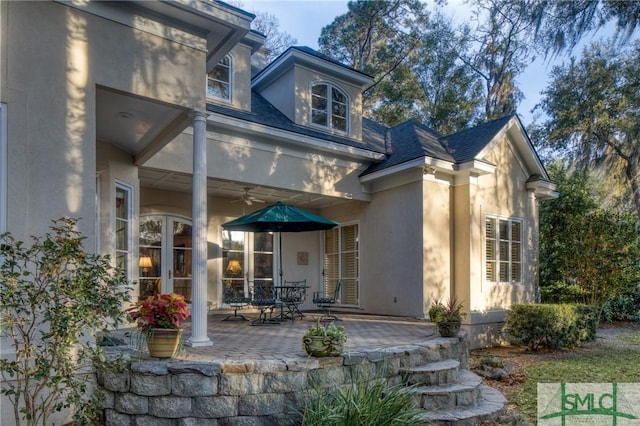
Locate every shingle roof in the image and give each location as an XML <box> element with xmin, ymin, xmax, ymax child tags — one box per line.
<box><xmin>360</xmin><ymin>114</ymin><xmax>517</xmax><ymax>176</ymax></box>
<box><xmin>439</xmin><ymin>114</ymin><xmax>515</xmax><ymax>162</ymax></box>
<box><xmin>206</xmin><ymin>91</ymin><xmax>386</xmax><ymax>155</ymax></box>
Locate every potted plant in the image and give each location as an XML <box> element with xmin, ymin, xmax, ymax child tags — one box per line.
<box><xmin>126</xmin><ymin>293</ymin><xmax>190</xmax><ymax>358</ymax></box>
<box><xmin>302</xmin><ymin>317</ymin><xmax>347</xmax><ymax>357</ymax></box>
<box><xmin>428</xmin><ymin>298</ymin><xmax>467</xmax><ymax>337</ymax></box>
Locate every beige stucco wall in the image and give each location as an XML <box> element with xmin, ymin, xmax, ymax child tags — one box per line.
<box><xmin>422</xmin><ymin>174</ymin><xmax>453</xmax><ymax>315</ymax></box>
<box><xmin>146</xmin><ymin>128</ymin><xmax>369</xmax><ymax>202</ymax></box>
<box><xmin>358</xmin><ymin>180</ymin><xmax>425</xmax><ymax>316</ymax></box>
<box><xmin>2</xmin><ymin>1</ymin><xmax>205</xmax><ymax>244</ymax></box>
<box><xmin>259</xmin><ymin>67</ymin><xmax>297</xmax><ymax>121</ymax></box>
<box><xmin>457</xmin><ymin>137</ymin><xmax>539</xmax><ymax>347</ymax></box>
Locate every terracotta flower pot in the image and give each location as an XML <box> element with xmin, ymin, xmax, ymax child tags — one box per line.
<box><xmin>302</xmin><ymin>335</ymin><xmax>344</xmax><ymax>357</ymax></box>
<box><xmin>146</xmin><ymin>328</ymin><xmax>182</xmax><ymax>358</ymax></box>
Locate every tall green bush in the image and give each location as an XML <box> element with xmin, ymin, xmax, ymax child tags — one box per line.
<box><xmin>0</xmin><ymin>218</ymin><xmax>131</xmax><ymax>425</ymax></box>
<box><xmin>502</xmin><ymin>304</ymin><xmax>598</xmax><ymax>350</ymax></box>
<box><xmin>539</xmin><ymin>164</ymin><xmax>640</xmax><ymax>310</ymax></box>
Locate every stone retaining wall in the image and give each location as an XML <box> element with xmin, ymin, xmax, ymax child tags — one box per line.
<box><xmin>98</xmin><ymin>335</ymin><xmax>468</xmax><ymax>426</ymax></box>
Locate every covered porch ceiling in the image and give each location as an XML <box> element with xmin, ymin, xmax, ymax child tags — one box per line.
<box><xmin>96</xmin><ymin>87</ymin><xmax>350</xmax><ymax>210</ymax></box>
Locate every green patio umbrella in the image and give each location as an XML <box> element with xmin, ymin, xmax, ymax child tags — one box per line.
<box><xmin>222</xmin><ymin>202</ymin><xmax>339</xmax><ymax>285</ymax></box>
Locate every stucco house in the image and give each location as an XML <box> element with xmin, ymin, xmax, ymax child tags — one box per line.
<box><xmin>1</xmin><ymin>0</ymin><xmax>556</xmax><ymax>380</ymax></box>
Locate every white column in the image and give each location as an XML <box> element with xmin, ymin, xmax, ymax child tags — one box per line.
<box><xmin>187</xmin><ymin>109</ymin><xmax>212</xmax><ymax>347</ymax></box>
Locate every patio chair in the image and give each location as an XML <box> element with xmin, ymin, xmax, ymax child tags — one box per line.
<box><xmin>313</xmin><ymin>280</ymin><xmax>342</xmax><ymax>321</ymax></box>
<box><xmin>221</xmin><ymin>283</ymin><xmax>251</xmax><ymax>321</ymax></box>
<box><xmin>281</xmin><ymin>279</ymin><xmax>307</xmax><ymax>320</ymax></box>
<box><xmin>249</xmin><ymin>280</ymin><xmax>281</xmax><ymax>325</ymax></box>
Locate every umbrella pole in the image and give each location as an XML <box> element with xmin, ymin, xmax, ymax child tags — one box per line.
<box><xmin>279</xmin><ymin>232</ymin><xmax>283</xmax><ymax>286</ymax></box>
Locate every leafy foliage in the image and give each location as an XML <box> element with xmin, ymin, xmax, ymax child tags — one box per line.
<box><xmin>601</xmin><ymin>287</ymin><xmax>640</xmax><ymax>322</ymax></box>
<box><xmin>302</xmin><ymin>378</ymin><xmax>422</xmax><ymax>425</ymax></box>
<box><xmin>539</xmin><ymin>163</ymin><xmax>640</xmax><ymax>309</ymax></box>
<box><xmin>0</xmin><ymin>218</ymin><xmax>131</xmax><ymax>425</ymax></box>
<box><xmin>502</xmin><ymin>304</ymin><xmax>599</xmax><ymax>350</ymax></box>
<box><xmin>126</xmin><ymin>293</ymin><xmax>190</xmax><ymax>331</ymax></box>
<box><xmin>535</xmin><ymin>40</ymin><xmax>640</xmax><ymax>217</ymax></box>
<box><xmin>428</xmin><ymin>298</ymin><xmax>467</xmax><ymax>324</ymax></box>
<box><xmin>523</xmin><ymin>0</ymin><xmax>640</xmax><ymax>56</ymax></box>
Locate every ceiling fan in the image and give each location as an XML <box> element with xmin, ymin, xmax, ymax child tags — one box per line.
<box><xmin>233</xmin><ymin>187</ymin><xmax>266</xmax><ymax>205</ymax></box>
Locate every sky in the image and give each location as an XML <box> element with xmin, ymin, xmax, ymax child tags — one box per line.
<box><xmin>241</xmin><ymin>0</ymin><xmax>611</xmax><ymax>129</ymax></box>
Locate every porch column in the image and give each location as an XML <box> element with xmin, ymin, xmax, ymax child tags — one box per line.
<box><xmin>187</xmin><ymin>109</ymin><xmax>212</xmax><ymax>347</ymax></box>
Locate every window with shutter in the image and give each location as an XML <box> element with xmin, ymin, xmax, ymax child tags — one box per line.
<box><xmin>485</xmin><ymin>215</ymin><xmax>523</xmax><ymax>284</ymax></box>
<box><xmin>324</xmin><ymin>223</ymin><xmax>359</xmax><ymax>306</ymax></box>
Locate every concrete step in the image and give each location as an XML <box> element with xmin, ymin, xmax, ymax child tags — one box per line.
<box><xmin>410</xmin><ymin>369</ymin><xmax>483</xmax><ymax>411</ymax></box>
<box><xmin>416</xmin><ymin>384</ymin><xmax>507</xmax><ymax>425</ymax></box>
<box><xmin>401</xmin><ymin>359</ymin><xmax>460</xmax><ymax>386</ymax></box>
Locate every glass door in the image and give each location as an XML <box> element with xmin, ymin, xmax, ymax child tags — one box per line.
<box><xmin>222</xmin><ymin>230</ymin><xmax>274</xmax><ymax>295</ymax></box>
<box><xmin>139</xmin><ymin>215</ymin><xmax>192</xmax><ymax>301</ymax></box>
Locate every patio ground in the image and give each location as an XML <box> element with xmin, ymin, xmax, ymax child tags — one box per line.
<box><xmin>112</xmin><ymin>310</ymin><xmax>439</xmax><ymax>361</ymax></box>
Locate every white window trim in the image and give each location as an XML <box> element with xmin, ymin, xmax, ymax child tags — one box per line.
<box><xmin>484</xmin><ymin>215</ymin><xmax>524</xmax><ymax>285</ymax></box>
<box><xmin>309</xmin><ymin>81</ymin><xmax>350</xmax><ymax>135</ymax></box>
<box><xmin>115</xmin><ymin>181</ymin><xmax>134</xmax><ymax>280</ymax></box>
<box><xmin>206</xmin><ymin>53</ymin><xmax>233</xmax><ymax>103</ymax></box>
<box><xmin>0</xmin><ymin>103</ymin><xmax>7</xmax><ymax>233</ymax></box>
<box><xmin>323</xmin><ymin>221</ymin><xmax>359</xmax><ymax>307</ymax></box>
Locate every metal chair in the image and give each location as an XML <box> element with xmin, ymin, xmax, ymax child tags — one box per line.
<box><xmin>221</xmin><ymin>284</ymin><xmax>250</xmax><ymax>321</ymax></box>
<box><xmin>313</xmin><ymin>280</ymin><xmax>342</xmax><ymax>321</ymax></box>
<box><xmin>249</xmin><ymin>280</ymin><xmax>281</xmax><ymax>325</ymax></box>
<box><xmin>281</xmin><ymin>279</ymin><xmax>307</xmax><ymax>320</ymax></box>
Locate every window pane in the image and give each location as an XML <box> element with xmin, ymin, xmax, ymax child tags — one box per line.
<box><xmin>312</xmin><ymin>110</ymin><xmax>327</xmax><ymax>125</ymax></box>
<box><xmin>486</xmin><ymin>261</ymin><xmax>496</xmax><ymax>281</ymax></box>
<box><xmin>499</xmin><ymin>241</ymin><xmax>509</xmax><ymax>261</ymax></box>
<box><xmin>511</xmin><ymin>262</ymin><xmax>521</xmax><ymax>282</ymax></box>
<box><xmin>486</xmin><ymin>238</ymin><xmax>496</xmax><ymax>260</ymax></box>
<box><xmin>332</xmin><ymin>116</ymin><xmax>346</xmax><ymax>131</ymax></box>
<box><xmin>312</xmin><ymin>95</ymin><xmax>327</xmax><ymax>110</ymax></box>
<box><xmin>485</xmin><ymin>218</ymin><xmax>496</xmax><ymax>239</ymax></box>
<box><xmin>332</xmin><ymin>88</ymin><xmax>346</xmax><ymax>104</ymax></box>
<box><xmin>511</xmin><ymin>242</ymin><xmax>521</xmax><ymax>262</ymax></box>
<box><xmin>499</xmin><ymin>262</ymin><xmax>509</xmax><ymax>282</ymax></box>
<box><xmin>499</xmin><ymin>220</ymin><xmax>509</xmax><ymax>239</ymax></box>
<box><xmin>312</xmin><ymin>84</ymin><xmax>327</xmax><ymax>97</ymax></box>
<box><xmin>511</xmin><ymin>221</ymin><xmax>521</xmax><ymax>242</ymax></box>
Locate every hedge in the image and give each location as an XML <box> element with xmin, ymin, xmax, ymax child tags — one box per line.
<box><xmin>502</xmin><ymin>304</ymin><xmax>599</xmax><ymax>350</ymax></box>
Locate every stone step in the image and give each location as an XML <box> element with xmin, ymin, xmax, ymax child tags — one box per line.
<box><xmin>401</xmin><ymin>359</ymin><xmax>460</xmax><ymax>386</ymax></box>
<box><xmin>410</xmin><ymin>369</ymin><xmax>483</xmax><ymax>411</ymax></box>
<box><xmin>416</xmin><ymin>384</ymin><xmax>507</xmax><ymax>425</ymax></box>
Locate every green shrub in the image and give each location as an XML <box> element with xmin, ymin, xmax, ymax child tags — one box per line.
<box><xmin>502</xmin><ymin>304</ymin><xmax>598</xmax><ymax>350</ymax></box>
<box><xmin>601</xmin><ymin>288</ymin><xmax>640</xmax><ymax>322</ymax></box>
<box><xmin>540</xmin><ymin>281</ymin><xmax>583</xmax><ymax>303</ymax></box>
<box><xmin>0</xmin><ymin>218</ymin><xmax>131</xmax><ymax>426</ymax></box>
<box><xmin>302</xmin><ymin>379</ymin><xmax>422</xmax><ymax>425</ymax></box>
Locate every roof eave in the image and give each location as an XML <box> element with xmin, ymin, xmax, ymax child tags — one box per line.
<box><xmin>360</xmin><ymin>157</ymin><xmax>456</xmax><ymax>183</ymax></box>
<box><xmin>253</xmin><ymin>48</ymin><xmax>374</xmax><ymax>91</ymax></box>
<box><xmin>526</xmin><ymin>179</ymin><xmax>559</xmax><ymax>200</ymax></box>
<box><xmin>206</xmin><ymin>112</ymin><xmax>385</xmax><ymax>161</ymax></box>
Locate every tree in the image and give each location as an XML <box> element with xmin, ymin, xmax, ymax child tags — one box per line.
<box><xmin>251</xmin><ymin>11</ymin><xmax>297</xmax><ymax>62</ymax></box>
<box><xmin>460</xmin><ymin>0</ymin><xmax>534</xmax><ymax>119</ymax></box>
<box><xmin>524</xmin><ymin>0</ymin><xmax>640</xmax><ymax>56</ymax></box>
<box><xmin>535</xmin><ymin>39</ymin><xmax>640</xmax><ymax>218</ymax></box>
<box><xmin>539</xmin><ymin>164</ymin><xmax>640</xmax><ymax>313</ymax></box>
<box><xmin>318</xmin><ymin>0</ymin><xmax>428</xmax><ymax>115</ymax></box>
<box><xmin>412</xmin><ymin>15</ymin><xmax>484</xmax><ymax>133</ymax></box>
<box><xmin>0</xmin><ymin>218</ymin><xmax>131</xmax><ymax>425</ymax></box>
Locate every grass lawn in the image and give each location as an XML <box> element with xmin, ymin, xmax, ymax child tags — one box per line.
<box><xmin>471</xmin><ymin>324</ymin><xmax>640</xmax><ymax>424</ymax></box>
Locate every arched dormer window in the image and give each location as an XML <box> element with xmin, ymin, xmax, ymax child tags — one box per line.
<box><xmin>207</xmin><ymin>54</ymin><xmax>232</xmax><ymax>101</ymax></box>
<box><xmin>311</xmin><ymin>82</ymin><xmax>348</xmax><ymax>133</ymax></box>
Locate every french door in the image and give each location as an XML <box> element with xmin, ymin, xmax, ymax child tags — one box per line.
<box><xmin>222</xmin><ymin>230</ymin><xmax>274</xmax><ymax>295</ymax></box>
<box><xmin>139</xmin><ymin>215</ymin><xmax>192</xmax><ymax>301</ymax></box>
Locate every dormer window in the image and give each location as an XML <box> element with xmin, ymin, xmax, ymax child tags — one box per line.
<box><xmin>311</xmin><ymin>83</ymin><xmax>348</xmax><ymax>132</ymax></box>
<box><xmin>207</xmin><ymin>54</ymin><xmax>232</xmax><ymax>101</ymax></box>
